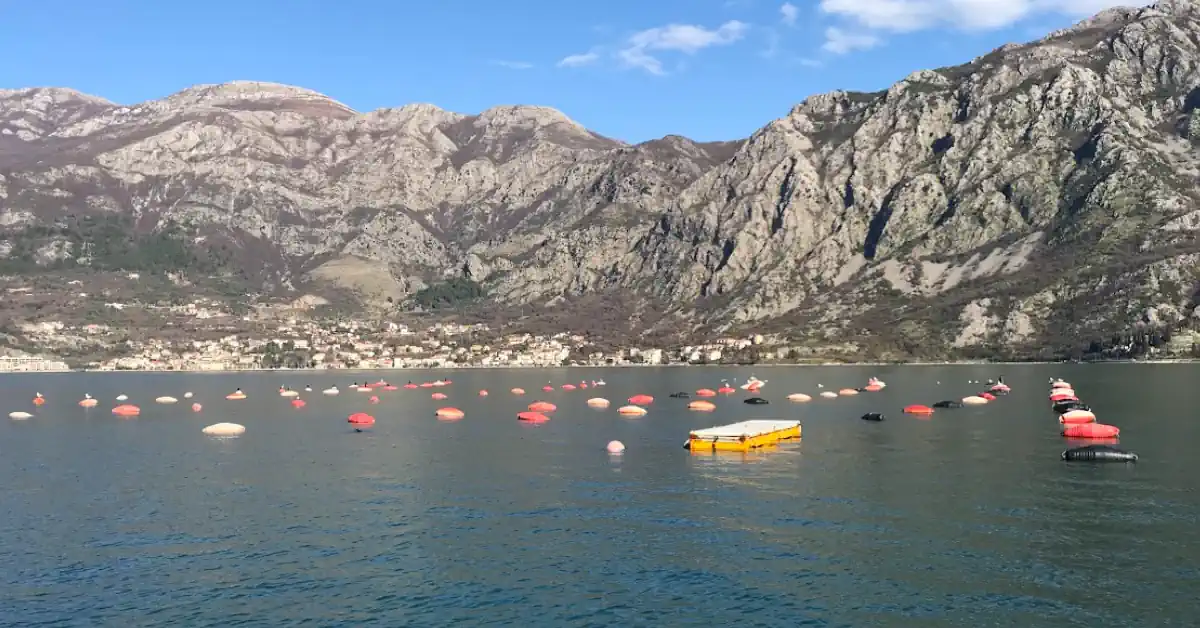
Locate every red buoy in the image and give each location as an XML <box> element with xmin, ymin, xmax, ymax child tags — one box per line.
<box><xmin>348</xmin><ymin>412</ymin><xmax>375</xmax><ymax>425</ymax></box>
<box><xmin>1062</xmin><ymin>423</ymin><xmax>1119</xmax><ymax>439</ymax></box>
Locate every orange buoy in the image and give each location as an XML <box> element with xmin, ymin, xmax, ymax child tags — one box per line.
<box><xmin>33</xmin><ymin>397</ymin><xmax>45</xmax><ymax>406</ymax></box>
<box><xmin>78</xmin><ymin>398</ymin><xmax>98</xmax><ymax>408</ymax></box>
<box><xmin>291</xmin><ymin>399</ymin><xmax>305</xmax><ymax>408</ymax></box>
<box><xmin>1059</xmin><ymin>409</ymin><xmax>1096</xmax><ymax>424</ymax></box>
<box><xmin>718</xmin><ymin>386</ymin><xmax>735</xmax><ymax>394</ymax></box>
<box><xmin>542</xmin><ymin>385</ymin><xmax>554</xmax><ymax>391</ymax></box>
<box><xmin>838</xmin><ymin>388</ymin><xmax>858</xmax><ymax>396</ymax></box>
<box><xmin>479</xmin><ymin>390</ymin><xmax>488</xmax><ymax>396</ymax></box>
<box><xmin>226</xmin><ymin>392</ymin><xmax>246</xmax><ymax>400</ymax></box>
<box><xmin>436</xmin><ymin>407</ymin><xmax>464</xmax><ymax>420</ymax></box>
<box><xmin>864</xmin><ymin>384</ymin><xmax>883</xmax><ymax>392</ymax></box>
<box><xmin>561</xmin><ymin>384</ymin><xmax>576</xmax><ymax>390</ymax></box>
<box><xmin>369</xmin><ymin>395</ymin><xmax>379</xmax><ymax>404</ymax></box>
<box><xmin>980</xmin><ymin>392</ymin><xmax>996</xmax><ymax>400</ymax></box>
<box><xmin>431</xmin><ymin>392</ymin><xmax>447</xmax><ymax>400</ymax></box>
<box><xmin>191</xmin><ymin>403</ymin><xmax>202</xmax><ymax>412</ymax></box>
<box><xmin>696</xmin><ymin>388</ymin><xmax>716</xmax><ymax>397</ymax></box>
<box><xmin>687</xmin><ymin>400</ymin><xmax>715</xmax><ymax>411</ymax></box>
<box><xmin>347</xmin><ymin>412</ymin><xmax>375</xmax><ymax>425</ymax></box>
<box><xmin>404</xmin><ymin>383</ymin><xmax>418</xmax><ymax>389</ymax></box>
<box><xmin>628</xmin><ymin>394</ymin><xmax>653</xmax><ymax>405</ymax></box>
<box><xmin>528</xmin><ymin>401</ymin><xmax>556</xmax><ymax>412</ymax></box>
<box><xmin>903</xmin><ymin>405</ymin><xmax>934</xmax><ymax>415</ymax></box>
<box><xmin>383</xmin><ymin>385</ymin><xmax>398</xmax><ymax>391</ymax></box>
<box><xmin>1062</xmin><ymin>423</ymin><xmax>1119</xmax><ymax>438</ymax></box>
<box><xmin>617</xmin><ymin>405</ymin><xmax>647</xmax><ymax>416</ymax></box>
<box><xmin>517</xmin><ymin>411</ymin><xmax>548</xmax><ymax>423</ymax></box>
<box><xmin>511</xmin><ymin>387</ymin><xmax>525</xmax><ymax>395</ymax></box>
<box><xmin>112</xmin><ymin>404</ymin><xmax>140</xmax><ymax>416</ymax></box>
<box><xmin>420</xmin><ymin>382</ymin><xmax>433</xmax><ymax>388</ymax></box>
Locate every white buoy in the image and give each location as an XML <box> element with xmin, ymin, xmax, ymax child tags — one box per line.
<box><xmin>202</xmin><ymin>422</ymin><xmax>246</xmax><ymax>436</ymax></box>
<box><xmin>962</xmin><ymin>395</ymin><xmax>988</xmax><ymax>405</ymax></box>
<box><xmin>155</xmin><ymin>396</ymin><xmax>177</xmax><ymax>404</ymax></box>
<box><xmin>606</xmin><ymin>440</ymin><xmax>625</xmax><ymax>453</ymax></box>
<box><xmin>184</xmin><ymin>392</ymin><xmax>194</xmax><ymax>399</ymax></box>
<box><xmin>9</xmin><ymin>411</ymin><xmax>32</xmax><ymax>420</ymax></box>
<box><xmin>280</xmin><ymin>390</ymin><xmax>299</xmax><ymax>397</ymax></box>
<box><xmin>323</xmin><ymin>387</ymin><xmax>339</xmax><ymax>396</ymax></box>
<box><xmin>116</xmin><ymin>394</ymin><xmax>128</xmax><ymax>401</ymax></box>
<box><xmin>587</xmin><ymin>397</ymin><xmax>609</xmax><ymax>407</ymax></box>
<box><xmin>787</xmin><ymin>393</ymin><xmax>812</xmax><ymax>402</ymax></box>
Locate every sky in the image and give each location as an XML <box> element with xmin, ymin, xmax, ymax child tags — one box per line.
<box><xmin>0</xmin><ymin>0</ymin><xmax>1150</xmax><ymax>143</ymax></box>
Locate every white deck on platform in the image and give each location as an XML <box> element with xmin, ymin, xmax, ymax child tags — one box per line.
<box><xmin>690</xmin><ymin>420</ymin><xmax>799</xmax><ymax>439</ymax></box>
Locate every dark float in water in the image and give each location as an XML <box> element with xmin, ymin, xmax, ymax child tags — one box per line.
<box><xmin>1061</xmin><ymin>444</ymin><xmax>1138</xmax><ymax>462</ymax></box>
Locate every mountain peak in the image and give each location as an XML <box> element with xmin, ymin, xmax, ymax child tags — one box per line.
<box><xmin>476</xmin><ymin>105</ymin><xmax>586</xmax><ymax>131</ymax></box>
<box><xmin>160</xmin><ymin>81</ymin><xmax>356</xmax><ymax>117</ymax></box>
<box><xmin>0</xmin><ymin>87</ymin><xmax>114</xmax><ymax>107</ymax></box>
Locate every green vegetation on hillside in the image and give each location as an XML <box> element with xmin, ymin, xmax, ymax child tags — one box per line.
<box><xmin>410</xmin><ymin>278</ymin><xmax>484</xmax><ymax>309</ymax></box>
<box><xmin>0</xmin><ymin>214</ymin><xmax>231</xmax><ymax>274</ymax></box>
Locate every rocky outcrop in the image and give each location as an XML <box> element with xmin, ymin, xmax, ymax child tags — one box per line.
<box><xmin>4</xmin><ymin>2</ymin><xmax>1200</xmax><ymax>359</ymax></box>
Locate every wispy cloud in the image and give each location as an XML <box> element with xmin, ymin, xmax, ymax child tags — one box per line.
<box><xmin>821</xmin><ymin>27</ymin><xmax>879</xmax><ymax>54</ymax></box>
<box><xmin>490</xmin><ymin>60</ymin><xmax>533</xmax><ymax>69</ymax></box>
<box><xmin>761</xmin><ymin>2</ymin><xmax>800</xmax><ymax>58</ymax></box>
<box><xmin>557</xmin><ymin>52</ymin><xmax>600</xmax><ymax>67</ymax></box>
<box><xmin>816</xmin><ymin>0</ymin><xmax>1151</xmax><ymax>52</ymax></box>
<box><xmin>618</xmin><ymin>21</ymin><xmax>749</xmax><ymax>74</ymax></box>
<box><xmin>780</xmin><ymin>2</ymin><xmax>798</xmax><ymax>26</ymax></box>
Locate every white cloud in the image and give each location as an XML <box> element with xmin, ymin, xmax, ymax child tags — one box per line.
<box><xmin>617</xmin><ymin>20</ymin><xmax>748</xmax><ymax>74</ymax></box>
<box><xmin>821</xmin><ymin>27</ymin><xmax>880</xmax><ymax>54</ymax></box>
<box><xmin>780</xmin><ymin>2</ymin><xmax>799</xmax><ymax>25</ymax></box>
<box><xmin>815</xmin><ymin>0</ymin><xmax>1149</xmax><ymax>56</ymax></box>
<box><xmin>818</xmin><ymin>0</ymin><xmax>1148</xmax><ymax>33</ymax></box>
<box><xmin>557</xmin><ymin>52</ymin><xmax>599</xmax><ymax>67</ymax></box>
<box><xmin>490</xmin><ymin>60</ymin><xmax>533</xmax><ymax>69</ymax></box>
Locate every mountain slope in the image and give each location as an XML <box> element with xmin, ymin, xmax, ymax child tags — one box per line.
<box><xmin>3</xmin><ymin>1</ymin><xmax>1200</xmax><ymax>360</ymax></box>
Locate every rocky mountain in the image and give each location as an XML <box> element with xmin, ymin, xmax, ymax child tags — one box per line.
<box><xmin>4</xmin><ymin>0</ymin><xmax>1200</xmax><ymax>360</ymax></box>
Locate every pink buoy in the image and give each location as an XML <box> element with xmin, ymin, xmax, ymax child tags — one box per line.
<box><xmin>191</xmin><ymin>403</ymin><xmax>202</xmax><ymax>412</ymax></box>
<box><xmin>606</xmin><ymin>440</ymin><xmax>625</xmax><ymax>454</ymax></box>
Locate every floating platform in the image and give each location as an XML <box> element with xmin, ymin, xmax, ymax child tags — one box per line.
<box><xmin>686</xmin><ymin>420</ymin><xmax>802</xmax><ymax>452</ymax></box>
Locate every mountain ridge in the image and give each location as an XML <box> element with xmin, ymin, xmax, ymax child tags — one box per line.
<box><xmin>3</xmin><ymin>0</ymin><xmax>1200</xmax><ymax>362</ymax></box>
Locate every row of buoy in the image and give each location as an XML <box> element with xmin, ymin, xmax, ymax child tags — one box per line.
<box><xmin>1051</xmin><ymin>379</ymin><xmax>1136</xmax><ymax>462</ymax></box>
<box><xmin>866</xmin><ymin>380</ymin><xmax>1010</xmax><ymax>421</ymax></box>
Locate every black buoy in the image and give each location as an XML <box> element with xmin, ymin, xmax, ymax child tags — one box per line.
<box><xmin>861</xmin><ymin>412</ymin><xmax>885</xmax><ymax>421</ymax></box>
<box><xmin>669</xmin><ymin>392</ymin><xmax>690</xmax><ymax>398</ymax></box>
<box><xmin>932</xmin><ymin>400</ymin><xmax>963</xmax><ymax>408</ymax></box>
<box><xmin>1054</xmin><ymin>401</ymin><xmax>1089</xmax><ymax>414</ymax></box>
<box><xmin>1062</xmin><ymin>444</ymin><xmax>1137</xmax><ymax>462</ymax></box>
<box><xmin>744</xmin><ymin>397</ymin><xmax>769</xmax><ymax>405</ymax></box>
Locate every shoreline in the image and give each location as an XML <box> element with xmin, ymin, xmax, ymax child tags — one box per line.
<box><xmin>7</xmin><ymin>358</ymin><xmax>1199</xmax><ymax>374</ymax></box>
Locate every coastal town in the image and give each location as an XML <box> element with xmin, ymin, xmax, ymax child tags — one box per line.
<box><xmin>0</xmin><ymin>297</ymin><xmax>778</xmax><ymax>372</ymax></box>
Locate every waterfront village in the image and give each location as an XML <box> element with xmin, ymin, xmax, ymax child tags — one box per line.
<box><xmin>0</xmin><ymin>298</ymin><xmax>777</xmax><ymax>372</ymax></box>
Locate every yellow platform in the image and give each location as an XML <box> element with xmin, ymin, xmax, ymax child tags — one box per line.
<box><xmin>686</xmin><ymin>420</ymin><xmax>802</xmax><ymax>452</ymax></box>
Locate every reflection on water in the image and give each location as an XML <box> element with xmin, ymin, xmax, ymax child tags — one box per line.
<box><xmin>0</xmin><ymin>364</ymin><xmax>1198</xmax><ymax>626</ymax></box>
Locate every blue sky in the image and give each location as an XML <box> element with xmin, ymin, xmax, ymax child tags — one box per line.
<box><xmin>0</xmin><ymin>0</ymin><xmax>1145</xmax><ymax>143</ymax></box>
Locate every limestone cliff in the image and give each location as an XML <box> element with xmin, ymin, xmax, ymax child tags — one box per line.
<box><xmin>3</xmin><ymin>1</ymin><xmax>1200</xmax><ymax>359</ymax></box>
